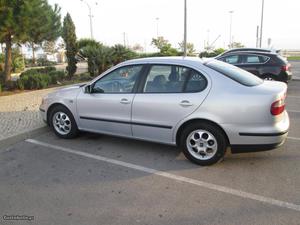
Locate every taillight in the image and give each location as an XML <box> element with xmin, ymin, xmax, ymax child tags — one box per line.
<box><xmin>281</xmin><ymin>64</ymin><xmax>291</xmax><ymax>72</ymax></box>
<box><xmin>271</xmin><ymin>95</ymin><xmax>286</xmax><ymax>116</ymax></box>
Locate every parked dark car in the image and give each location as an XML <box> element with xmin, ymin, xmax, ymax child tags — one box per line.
<box><xmin>215</xmin><ymin>51</ymin><xmax>292</xmax><ymax>83</ymax></box>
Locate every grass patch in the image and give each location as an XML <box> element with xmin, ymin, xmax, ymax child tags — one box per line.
<box><xmin>287</xmin><ymin>56</ymin><xmax>300</xmax><ymax>61</ymax></box>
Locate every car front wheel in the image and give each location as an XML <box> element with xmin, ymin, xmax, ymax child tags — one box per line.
<box><xmin>50</xmin><ymin>105</ymin><xmax>79</xmax><ymax>139</ymax></box>
<box><xmin>180</xmin><ymin>122</ymin><xmax>227</xmax><ymax>166</ymax></box>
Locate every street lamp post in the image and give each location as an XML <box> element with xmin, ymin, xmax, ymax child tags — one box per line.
<box><xmin>81</xmin><ymin>0</ymin><xmax>96</xmax><ymax>39</ymax></box>
<box><xmin>259</xmin><ymin>0</ymin><xmax>265</xmax><ymax>48</ymax></box>
<box><xmin>229</xmin><ymin>10</ymin><xmax>234</xmax><ymax>49</ymax></box>
<box><xmin>155</xmin><ymin>17</ymin><xmax>159</xmax><ymax>38</ymax></box>
<box><xmin>183</xmin><ymin>0</ymin><xmax>187</xmax><ymax>57</ymax></box>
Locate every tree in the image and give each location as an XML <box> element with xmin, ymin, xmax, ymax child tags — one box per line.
<box><xmin>178</xmin><ymin>41</ymin><xmax>196</xmax><ymax>56</ymax></box>
<box><xmin>42</xmin><ymin>41</ymin><xmax>57</xmax><ymax>54</ymax></box>
<box><xmin>111</xmin><ymin>44</ymin><xmax>136</xmax><ymax>65</ymax></box>
<box><xmin>77</xmin><ymin>38</ymin><xmax>100</xmax><ymax>50</ymax></box>
<box><xmin>199</xmin><ymin>48</ymin><xmax>226</xmax><ymax>58</ymax></box>
<box><xmin>151</xmin><ymin>36</ymin><xmax>169</xmax><ymax>51</ymax></box>
<box><xmin>0</xmin><ymin>0</ymin><xmax>29</xmax><ymax>82</ymax></box>
<box><xmin>151</xmin><ymin>36</ymin><xmax>179</xmax><ymax>56</ymax></box>
<box><xmin>62</xmin><ymin>13</ymin><xmax>77</xmax><ymax>79</ymax></box>
<box><xmin>0</xmin><ymin>0</ymin><xmax>61</xmax><ymax>83</ymax></box>
<box><xmin>229</xmin><ymin>42</ymin><xmax>245</xmax><ymax>49</ymax></box>
<box><xmin>26</xmin><ymin>2</ymin><xmax>61</xmax><ymax>64</ymax></box>
<box><xmin>131</xmin><ymin>43</ymin><xmax>144</xmax><ymax>52</ymax></box>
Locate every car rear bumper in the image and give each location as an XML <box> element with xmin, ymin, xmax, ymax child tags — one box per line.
<box><xmin>230</xmin><ymin>134</ymin><xmax>287</xmax><ymax>153</ymax></box>
<box><xmin>222</xmin><ymin>111</ymin><xmax>289</xmax><ymax>152</ymax></box>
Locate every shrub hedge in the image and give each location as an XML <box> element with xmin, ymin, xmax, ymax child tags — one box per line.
<box><xmin>18</xmin><ymin>67</ymin><xmax>66</xmax><ymax>90</ymax></box>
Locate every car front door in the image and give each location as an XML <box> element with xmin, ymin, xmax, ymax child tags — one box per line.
<box><xmin>76</xmin><ymin>64</ymin><xmax>144</xmax><ymax>137</ymax></box>
<box><xmin>131</xmin><ymin>64</ymin><xmax>210</xmax><ymax>144</ymax></box>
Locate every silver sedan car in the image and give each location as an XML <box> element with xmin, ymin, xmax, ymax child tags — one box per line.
<box><xmin>40</xmin><ymin>57</ymin><xmax>289</xmax><ymax>166</ymax></box>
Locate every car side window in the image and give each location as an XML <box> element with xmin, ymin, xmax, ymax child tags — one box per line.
<box><xmin>259</xmin><ymin>55</ymin><xmax>270</xmax><ymax>63</ymax></box>
<box><xmin>245</xmin><ymin>55</ymin><xmax>260</xmax><ymax>63</ymax></box>
<box><xmin>143</xmin><ymin>65</ymin><xmax>207</xmax><ymax>93</ymax></box>
<box><xmin>92</xmin><ymin>65</ymin><xmax>143</xmax><ymax>93</ymax></box>
<box><xmin>185</xmin><ymin>70</ymin><xmax>207</xmax><ymax>92</ymax></box>
<box><xmin>222</xmin><ymin>55</ymin><xmax>239</xmax><ymax>64</ymax></box>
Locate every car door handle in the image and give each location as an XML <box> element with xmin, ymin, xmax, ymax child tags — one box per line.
<box><xmin>179</xmin><ymin>100</ymin><xmax>193</xmax><ymax>107</ymax></box>
<box><xmin>120</xmin><ymin>98</ymin><xmax>131</xmax><ymax>104</ymax></box>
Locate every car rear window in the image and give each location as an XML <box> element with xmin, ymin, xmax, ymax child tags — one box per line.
<box><xmin>205</xmin><ymin>60</ymin><xmax>263</xmax><ymax>86</ymax></box>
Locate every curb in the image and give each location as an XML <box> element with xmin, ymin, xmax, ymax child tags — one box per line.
<box><xmin>0</xmin><ymin>126</ymin><xmax>50</xmax><ymax>152</ymax></box>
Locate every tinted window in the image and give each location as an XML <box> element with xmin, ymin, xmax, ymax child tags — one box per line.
<box><xmin>244</xmin><ymin>55</ymin><xmax>269</xmax><ymax>64</ymax></box>
<box><xmin>259</xmin><ymin>55</ymin><xmax>270</xmax><ymax>63</ymax></box>
<box><xmin>205</xmin><ymin>60</ymin><xmax>263</xmax><ymax>86</ymax></box>
<box><xmin>92</xmin><ymin>65</ymin><xmax>142</xmax><ymax>93</ymax></box>
<box><xmin>222</xmin><ymin>55</ymin><xmax>239</xmax><ymax>64</ymax></box>
<box><xmin>185</xmin><ymin>70</ymin><xmax>207</xmax><ymax>92</ymax></box>
<box><xmin>245</xmin><ymin>55</ymin><xmax>260</xmax><ymax>63</ymax></box>
<box><xmin>143</xmin><ymin>65</ymin><xmax>207</xmax><ymax>93</ymax></box>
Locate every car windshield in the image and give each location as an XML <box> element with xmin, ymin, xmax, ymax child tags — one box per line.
<box><xmin>205</xmin><ymin>60</ymin><xmax>263</xmax><ymax>86</ymax></box>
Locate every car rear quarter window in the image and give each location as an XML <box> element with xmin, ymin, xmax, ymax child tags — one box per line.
<box><xmin>259</xmin><ymin>55</ymin><xmax>270</xmax><ymax>63</ymax></box>
<box><xmin>205</xmin><ymin>60</ymin><xmax>263</xmax><ymax>86</ymax></box>
<box><xmin>185</xmin><ymin>70</ymin><xmax>207</xmax><ymax>92</ymax></box>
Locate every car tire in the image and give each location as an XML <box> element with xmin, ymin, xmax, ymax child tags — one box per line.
<box><xmin>262</xmin><ymin>74</ymin><xmax>276</xmax><ymax>81</ymax></box>
<box><xmin>180</xmin><ymin>122</ymin><xmax>227</xmax><ymax>166</ymax></box>
<box><xmin>49</xmin><ymin>105</ymin><xmax>79</xmax><ymax>139</ymax></box>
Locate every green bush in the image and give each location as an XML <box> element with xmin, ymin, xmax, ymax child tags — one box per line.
<box><xmin>16</xmin><ymin>79</ymin><xmax>24</xmax><ymax>90</ymax></box>
<box><xmin>18</xmin><ymin>73</ymin><xmax>51</xmax><ymax>90</ymax></box>
<box><xmin>25</xmin><ymin>58</ymin><xmax>56</xmax><ymax>67</ymax></box>
<box><xmin>49</xmin><ymin>70</ymin><xmax>65</xmax><ymax>84</ymax></box>
<box><xmin>78</xmin><ymin>72</ymin><xmax>91</xmax><ymax>81</ymax></box>
<box><xmin>4</xmin><ymin>80</ymin><xmax>18</xmax><ymax>91</ymax></box>
<box><xmin>18</xmin><ymin>66</ymin><xmax>66</xmax><ymax>90</ymax></box>
<box><xmin>0</xmin><ymin>53</ymin><xmax>4</xmax><ymax>72</ymax></box>
<box><xmin>12</xmin><ymin>55</ymin><xmax>25</xmax><ymax>73</ymax></box>
<box><xmin>0</xmin><ymin>83</ymin><xmax>2</xmax><ymax>92</ymax></box>
<box><xmin>20</xmin><ymin>66</ymin><xmax>56</xmax><ymax>77</ymax></box>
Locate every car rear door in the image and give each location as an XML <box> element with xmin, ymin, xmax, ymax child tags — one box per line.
<box><xmin>238</xmin><ymin>54</ymin><xmax>268</xmax><ymax>76</ymax></box>
<box><xmin>131</xmin><ymin>64</ymin><xmax>210</xmax><ymax>144</ymax></box>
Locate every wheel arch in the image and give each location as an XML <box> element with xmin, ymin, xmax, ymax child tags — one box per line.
<box><xmin>175</xmin><ymin>118</ymin><xmax>230</xmax><ymax>146</ymax></box>
<box><xmin>46</xmin><ymin>103</ymin><xmax>72</xmax><ymax>126</ymax></box>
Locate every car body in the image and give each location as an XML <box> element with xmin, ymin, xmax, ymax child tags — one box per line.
<box><xmin>40</xmin><ymin>57</ymin><xmax>289</xmax><ymax>165</ymax></box>
<box><xmin>215</xmin><ymin>51</ymin><xmax>292</xmax><ymax>82</ymax></box>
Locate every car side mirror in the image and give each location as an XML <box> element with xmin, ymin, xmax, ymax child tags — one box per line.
<box><xmin>85</xmin><ymin>85</ymin><xmax>92</xmax><ymax>94</ymax></box>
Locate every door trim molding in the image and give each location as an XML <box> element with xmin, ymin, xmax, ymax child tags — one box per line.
<box><xmin>80</xmin><ymin>116</ymin><xmax>172</xmax><ymax>129</ymax></box>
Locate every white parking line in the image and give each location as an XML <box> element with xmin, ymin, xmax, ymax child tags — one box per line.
<box><xmin>288</xmin><ymin>109</ymin><xmax>300</xmax><ymax>113</ymax></box>
<box><xmin>25</xmin><ymin>138</ymin><xmax>300</xmax><ymax>212</ymax></box>
<box><xmin>287</xmin><ymin>95</ymin><xmax>300</xmax><ymax>99</ymax></box>
<box><xmin>287</xmin><ymin>136</ymin><xmax>300</xmax><ymax>141</ymax></box>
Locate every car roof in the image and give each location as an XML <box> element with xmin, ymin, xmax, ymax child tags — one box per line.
<box><xmin>122</xmin><ymin>56</ymin><xmax>205</xmax><ymax>65</ymax></box>
<box><xmin>226</xmin><ymin>48</ymin><xmax>273</xmax><ymax>53</ymax></box>
<box><xmin>218</xmin><ymin>51</ymin><xmax>278</xmax><ymax>57</ymax></box>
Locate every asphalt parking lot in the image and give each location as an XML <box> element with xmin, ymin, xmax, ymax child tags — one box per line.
<box><xmin>1</xmin><ymin>81</ymin><xmax>300</xmax><ymax>225</ymax></box>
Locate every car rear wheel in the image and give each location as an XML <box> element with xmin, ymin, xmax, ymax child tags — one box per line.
<box><xmin>262</xmin><ymin>75</ymin><xmax>275</xmax><ymax>81</ymax></box>
<box><xmin>50</xmin><ymin>105</ymin><xmax>79</xmax><ymax>139</ymax></box>
<box><xmin>180</xmin><ymin>122</ymin><xmax>227</xmax><ymax>166</ymax></box>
